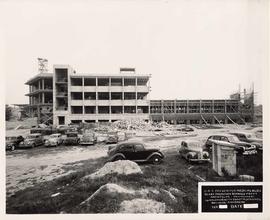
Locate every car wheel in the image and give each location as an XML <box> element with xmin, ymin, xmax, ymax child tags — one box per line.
<box><xmin>77</xmin><ymin>139</ymin><xmax>81</xmax><ymax>145</ymax></box>
<box><xmin>113</xmin><ymin>156</ymin><xmax>124</xmax><ymax>162</ymax></box>
<box><xmin>11</xmin><ymin>145</ymin><xmax>15</xmax><ymax>151</ymax></box>
<box><xmin>151</xmin><ymin>155</ymin><xmax>162</xmax><ymax>164</ymax></box>
<box><xmin>31</xmin><ymin>144</ymin><xmax>36</xmax><ymax>148</ymax></box>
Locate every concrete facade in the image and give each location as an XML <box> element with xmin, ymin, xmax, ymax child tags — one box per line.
<box><xmin>53</xmin><ymin>65</ymin><xmax>150</xmax><ymax>125</ymax></box>
<box><xmin>25</xmin><ymin>64</ymin><xmax>254</xmax><ymax>126</ymax></box>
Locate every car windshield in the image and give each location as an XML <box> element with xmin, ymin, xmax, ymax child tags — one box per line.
<box><xmin>228</xmin><ymin>135</ymin><xmax>239</xmax><ymax>142</ymax></box>
<box><xmin>26</xmin><ymin>135</ymin><xmax>38</xmax><ymax>139</ymax></box>
<box><xmin>188</xmin><ymin>142</ymin><xmax>202</xmax><ymax>150</ymax></box>
<box><xmin>6</xmin><ymin>136</ymin><xmax>16</xmax><ymax>141</ymax></box>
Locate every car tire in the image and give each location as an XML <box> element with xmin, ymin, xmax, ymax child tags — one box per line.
<box><xmin>151</xmin><ymin>155</ymin><xmax>162</xmax><ymax>165</ymax></box>
<box><xmin>113</xmin><ymin>156</ymin><xmax>124</xmax><ymax>162</ymax></box>
<box><xmin>11</xmin><ymin>145</ymin><xmax>15</xmax><ymax>151</ymax></box>
<box><xmin>31</xmin><ymin>144</ymin><xmax>36</xmax><ymax>148</ymax></box>
<box><xmin>77</xmin><ymin>139</ymin><xmax>81</xmax><ymax>145</ymax></box>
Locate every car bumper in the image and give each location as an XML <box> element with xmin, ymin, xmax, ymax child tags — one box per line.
<box><xmin>242</xmin><ymin>150</ymin><xmax>257</xmax><ymax>155</ymax></box>
<box><xmin>80</xmin><ymin>141</ymin><xmax>95</xmax><ymax>145</ymax></box>
<box><xmin>189</xmin><ymin>158</ymin><xmax>210</xmax><ymax>162</ymax></box>
<box><xmin>45</xmin><ymin>143</ymin><xmax>57</xmax><ymax>147</ymax></box>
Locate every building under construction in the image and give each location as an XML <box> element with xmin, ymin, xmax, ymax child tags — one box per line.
<box><xmin>25</xmin><ymin>62</ymin><xmax>255</xmax><ymax>125</ymax></box>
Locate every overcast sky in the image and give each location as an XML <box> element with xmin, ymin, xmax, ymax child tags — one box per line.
<box><xmin>1</xmin><ymin>0</ymin><xmax>267</xmax><ymax>105</ymax></box>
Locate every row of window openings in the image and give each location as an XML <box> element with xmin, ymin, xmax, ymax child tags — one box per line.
<box><xmin>70</xmin><ymin>78</ymin><xmax>148</xmax><ymax>86</ymax></box>
<box><xmin>70</xmin><ymin>92</ymin><xmax>147</xmax><ymax>100</ymax></box>
<box><xmin>150</xmin><ymin>105</ymin><xmax>239</xmax><ymax>113</ymax></box>
<box><xmin>71</xmin><ymin>106</ymin><xmax>149</xmax><ymax>114</ymax></box>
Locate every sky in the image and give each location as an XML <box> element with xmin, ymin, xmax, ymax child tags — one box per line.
<box><xmin>1</xmin><ymin>0</ymin><xmax>267</xmax><ymax>105</ymax></box>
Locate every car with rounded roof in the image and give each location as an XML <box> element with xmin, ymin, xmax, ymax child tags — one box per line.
<box><xmin>107</xmin><ymin>141</ymin><xmax>164</xmax><ymax>164</ymax></box>
<box><xmin>205</xmin><ymin>134</ymin><xmax>257</xmax><ymax>155</ymax></box>
<box><xmin>18</xmin><ymin>133</ymin><xmax>44</xmax><ymax>148</ymax></box>
<box><xmin>229</xmin><ymin>131</ymin><xmax>262</xmax><ymax>151</ymax></box>
<box><xmin>179</xmin><ymin>140</ymin><xmax>210</xmax><ymax>163</ymax></box>
<box><xmin>6</xmin><ymin>135</ymin><xmax>24</xmax><ymax>151</ymax></box>
<box><xmin>45</xmin><ymin>133</ymin><xmax>63</xmax><ymax>147</ymax></box>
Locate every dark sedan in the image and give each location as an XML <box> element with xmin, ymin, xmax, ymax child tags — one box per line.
<box><xmin>107</xmin><ymin>141</ymin><xmax>164</xmax><ymax>164</ymax></box>
<box><xmin>205</xmin><ymin>134</ymin><xmax>257</xmax><ymax>155</ymax></box>
<box><xmin>6</xmin><ymin>135</ymin><xmax>24</xmax><ymax>151</ymax></box>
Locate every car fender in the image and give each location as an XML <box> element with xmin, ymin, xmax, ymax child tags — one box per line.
<box><xmin>146</xmin><ymin>152</ymin><xmax>163</xmax><ymax>161</ymax></box>
<box><xmin>110</xmin><ymin>153</ymin><xmax>126</xmax><ymax>161</ymax></box>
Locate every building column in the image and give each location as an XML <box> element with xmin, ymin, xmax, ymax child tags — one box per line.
<box><xmin>135</xmin><ymin>77</ymin><xmax>138</xmax><ymax>114</ymax></box>
<box><xmin>42</xmin><ymin>93</ymin><xmax>45</xmax><ymax>103</ymax></box>
<box><xmin>186</xmin><ymin>100</ymin><xmax>189</xmax><ymax>113</ymax></box>
<box><xmin>122</xmin><ymin>77</ymin><xmax>124</xmax><ymax>114</ymax></box>
<box><xmin>42</xmin><ymin>79</ymin><xmax>45</xmax><ymax>90</ymax></box>
<box><xmin>82</xmin><ymin>77</ymin><xmax>85</xmax><ymax>114</ymax></box>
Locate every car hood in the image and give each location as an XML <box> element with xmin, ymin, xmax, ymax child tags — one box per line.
<box><xmin>231</xmin><ymin>141</ymin><xmax>252</xmax><ymax>146</ymax></box>
<box><xmin>47</xmin><ymin>138</ymin><xmax>57</xmax><ymax>142</ymax></box>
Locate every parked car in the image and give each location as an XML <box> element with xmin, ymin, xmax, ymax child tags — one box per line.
<box><xmin>229</xmin><ymin>132</ymin><xmax>263</xmax><ymax>151</ymax></box>
<box><xmin>56</xmin><ymin>125</ymin><xmax>70</xmax><ymax>134</ymax></box>
<box><xmin>179</xmin><ymin>140</ymin><xmax>210</xmax><ymax>163</ymax></box>
<box><xmin>176</xmin><ymin>126</ymin><xmax>194</xmax><ymax>132</ymax></box>
<box><xmin>80</xmin><ymin>132</ymin><xmax>97</xmax><ymax>145</ymax></box>
<box><xmin>63</xmin><ymin>132</ymin><xmax>80</xmax><ymax>145</ymax></box>
<box><xmin>45</xmin><ymin>133</ymin><xmax>63</xmax><ymax>147</ymax></box>
<box><xmin>107</xmin><ymin>141</ymin><xmax>164</xmax><ymax>164</ymax></box>
<box><xmin>18</xmin><ymin>133</ymin><xmax>44</xmax><ymax>148</ymax></box>
<box><xmin>105</xmin><ymin>132</ymin><xmax>119</xmax><ymax>144</ymax></box>
<box><xmin>5</xmin><ymin>135</ymin><xmax>24</xmax><ymax>151</ymax></box>
<box><xmin>205</xmin><ymin>134</ymin><xmax>257</xmax><ymax>155</ymax></box>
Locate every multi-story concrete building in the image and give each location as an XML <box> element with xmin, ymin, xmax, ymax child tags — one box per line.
<box><xmin>25</xmin><ymin>64</ymin><xmax>254</xmax><ymax>125</ymax></box>
<box><xmin>53</xmin><ymin>65</ymin><xmax>150</xmax><ymax>125</ymax></box>
<box><xmin>25</xmin><ymin>73</ymin><xmax>53</xmax><ymax>124</ymax></box>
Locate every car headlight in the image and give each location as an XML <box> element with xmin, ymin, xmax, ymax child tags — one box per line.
<box><xmin>202</xmin><ymin>151</ymin><xmax>209</xmax><ymax>159</ymax></box>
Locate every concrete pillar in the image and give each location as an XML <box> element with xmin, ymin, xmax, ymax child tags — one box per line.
<box><xmin>212</xmin><ymin>141</ymin><xmax>237</xmax><ymax>176</ymax></box>
<box><xmin>42</xmin><ymin>79</ymin><xmax>45</xmax><ymax>90</ymax></box>
<box><xmin>186</xmin><ymin>100</ymin><xmax>189</xmax><ymax>113</ymax></box>
<box><xmin>212</xmin><ymin>117</ymin><xmax>215</xmax><ymax>124</ymax></box>
<box><xmin>199</xmin><ymin>119</ymin><xmax>202</xmax><ymax>126</ymax></box>
<box><xmin>42</xmin><ymin>93</ymin><xmax>45</xmax><ymax>103</ymax></box>
<box><xmin>186</xmin><ymin>119</ymin><xmax>190</xmax><ymax>125</ymax></box>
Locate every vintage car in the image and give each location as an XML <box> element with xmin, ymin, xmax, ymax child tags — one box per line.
<box><xmin>56</xmin><ymin>125</ymin><xmax>70</xmax><ymax>134</ymax></box>
<box><xmin>176</xmin><ymin>126</ymin><xmax>194</xmax><ymax>132</ymax></box>
<box><xmin>80</xmin><ymin>132</ymin><xmax>97</xmax><ymax>145</ymax></box>
<box><xmin>229</xmin><ymin>132</ymin><xmax>263</xmax><ymax>151</ymax></box>
<box><xmin>107</xmin><ymin>141</ymin><xmax>164</xmax><ymax>164</ymax></box>
<box><xmin>5</xmin><ymin>135</ymin><xmax>24</xmax><ymax>151</ymax></box>
<box><xmin>63</xmin><ymin>132</ymin><xmax>80</xmax><ymax>145</ymax></box>
<box><xmin>205</xmin><ymin>134</ymin><xmax>257</xmax><ymax>155</ymax></box>
<box><xmin>18</xmin><ymin>133</ymin><xmax>44</xmax><ymax>148</ymax></box>
<box><xmin>179</xmin><ymin>140</ymin><xmax>210</xmax><ymax>163</ymax></box>
<box><xmin>45</xmin><ymin>133</ymin><xmax>63</xmax><ymax>147</ymax></box>
<box><xmin>105</xmin><ymin>132</ymin><xmax>119</xmax><ymax>144</ymax></box>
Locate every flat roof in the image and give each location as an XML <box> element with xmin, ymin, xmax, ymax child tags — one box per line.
<box><xmin>25</xmin><ymin>73</ymin><xmax>53</xmax><ymax>85</ymax></box>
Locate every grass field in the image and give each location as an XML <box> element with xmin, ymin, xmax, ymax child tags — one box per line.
<box><xmin>6</xmin><ymin>148</ymin><xmax>262</xmax><ymax>214</ymax></box>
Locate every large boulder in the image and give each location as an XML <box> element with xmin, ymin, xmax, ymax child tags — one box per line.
<box><xmin>119</xmin><ymin>198</ymin><xmax>166</xmax><ymax>213</ymax></box>
<box><xmin>82</xmin><ymin>160</ymin><xmax>142</xmax><ymax>180</ymax></box>
<box><xmin>80</xmin><ymin>183</ymin><xmax>135</xmax><ymax>206</ymax></box>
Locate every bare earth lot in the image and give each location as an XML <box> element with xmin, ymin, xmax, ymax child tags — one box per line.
<box><xmin>6</xmin><ymin>125</ymin><xmax>262</xmax><ymax>213</ymax></box>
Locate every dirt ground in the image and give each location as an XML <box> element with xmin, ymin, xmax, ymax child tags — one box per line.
<box><xmin>6</xmin><ymin>124</ymin><xmax>261</xmax><ymax>197</ymax></box>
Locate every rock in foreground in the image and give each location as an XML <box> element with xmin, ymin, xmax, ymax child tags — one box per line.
<box><xmin>119</xmin><ymin>198</ymin><xmax>166</xmax><ymax>213</ymax></box>
<box><xmin>83</xmin><ymin>160</ymin><xmax>142</xmax><ymax>179</ymax></box>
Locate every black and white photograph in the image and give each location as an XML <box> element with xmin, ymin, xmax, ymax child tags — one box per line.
<box><xmin>1</xmin><ymin>0</ymin><xmax>269</xmax><ymax>218</ymax></box>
